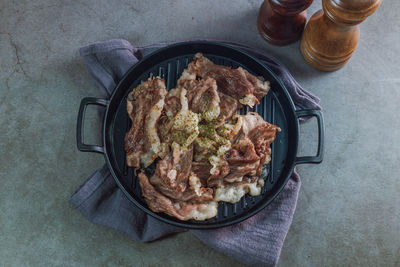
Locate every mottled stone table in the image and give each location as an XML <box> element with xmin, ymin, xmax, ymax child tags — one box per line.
<box><xmin>1</xmin><ymin>0</ymin><xmax>399</xmax><ymax>266</ymax></box>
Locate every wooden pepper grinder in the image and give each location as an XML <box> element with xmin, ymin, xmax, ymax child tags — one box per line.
<box><xmin>301</xmin><ymin>0</ymin><xmax>382</xmax><ymax>71</ymax></box>
<box><xmin>257</xmin><ymin>0</ymin><xmax>314</xmax><ymax>46</ymax></box>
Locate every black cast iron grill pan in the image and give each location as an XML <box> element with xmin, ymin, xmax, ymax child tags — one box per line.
<box><xmin>77</xmin><ymin>41</ymin><xmax>324</xmax><ymax>229</ymax></box>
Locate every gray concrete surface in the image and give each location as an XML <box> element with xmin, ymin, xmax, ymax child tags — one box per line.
<box><xmin>1</xmin><ymin>0</ymin><xmax>399</xmax><ymax>266</ymax></box>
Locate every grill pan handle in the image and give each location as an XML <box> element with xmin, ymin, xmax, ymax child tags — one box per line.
<box><xmin>76</xmin><ymin>97</ymin><xmax>109</xmax><ymax>154</ymax></box>
<box><xmin>295</xmin><ymin>109</ymin><xmax>324</xmax><ymax>164</ymax></box>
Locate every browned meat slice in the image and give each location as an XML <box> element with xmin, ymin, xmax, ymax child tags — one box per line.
<box><xmin>185</xmin><ymin>53</ymin><xmax>270</xmax><ymax>107</ymax></box>
<box><xmin>151</xmin><ymin>144</ymin><xmax>193</xmax><ymax>192</ymax></box>
<box><xmin>157</xmin><ymin>115</ymin><xmax>172</xmax><ymax>144</ymax></box>
<box><xmin>177</xmin><ymin>72</ymin><xmax>198</xmax><ymax>93</ymax></box>
<box><xmin>223</xmin><ymin>113</ymin><xmax>280</xmax><ymax>183</ymax></box>
<box><xmin>239</xmin><ymin>113</ymin><xmax>281</xmax><ymax>173</ymax></box>
<box><xmin>157</xmin><ymin>88</ymin><xmax>181</xmax><ymax>144</ymax></box>
<box><xmin>191</xmin><ymin>161</ymin><xmax>212</xmax><ymax>185</ymax></box>
<box><xmin>207</xmin><ymin>160</ymin><xmax>230</xmax><ymax>187</ymax></box>
<box><xmin>228</xmin><ymin>176</ymin><xmax>258</xmax><ymax>186</ymax></box>
<box><xmin>164</xmin><ymin>90</ymin><xmax>181</xmax><ymax>118</ymax></box>
<box><xmin>228</xmin><ymin>138</ymin><xmax>260</xmax><ymax>164</ymax></box>
<box><xmin>177</xmin><ymin>75</ymin><xmax>221</xmax><ymax>122</ymax></box>
<box><xmin>186</xmin><ymin>53</ymin><xmax>251</xmax><ymax>100</ymax></box>
<box><xmin>147</xmin><ymin>143</ymin><xmax>213</xmax><ymax>202</ymax></box>
<box><xmin>192</xmin><ymin>158</ymin><xmax>230</xmax><ymax>188</ymax></box>
<box><xmin>124</xmin><ymin>77</ymin><xmax>167</xmax><ymax>168</ymax></box>
<box><xmin>149</xmin><ymin>171</ymin><xmax>213</xmax><ymax>202</ymax></box>
<box><xmin>218</xmin><ymin>92</ymin><xmax>241</xmax><ymax>121</ymax></box>
<box><xmin>243</xmin><ymin>69</ymin><xmax>270</xmax><ymax>101</ymax></box>
<box><xmin>138</xmin><ymin>172</ymin><xmax>190</xmax><ymax>220</ymax></box>
<box><xmin>224</xmin><ymin>138</ymin><xmax>260</xmax><ymax>183</ymax></box>
<box><xmin>178</xmin><ymin>61</ymin><xmax>237</xmax><ymax>122</ymax></box>
<box><xmin>249</xmin><ymin>123</ymin><xmax>280</xmax><ymax>175</ymax></box>
<box><xmin>172</xmin><ymin>144</ymin><xmax>193</xmax><ymax>192</ymax></box>
<box><xmin>188</xmin><ymin>78</ymin><xmax>220</xmax><ymax>119</ymax></box>
<box><xmin>139</xmin><ymin>172</ymin><xmax>218</xmax><ymax>221</ymax></box>
<box><xmin>155</xmin><ymin>183</ymin><xmax>213</xmax><ymax>202</ymax></box>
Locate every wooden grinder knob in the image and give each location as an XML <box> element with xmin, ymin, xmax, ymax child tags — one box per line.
<box><xmin>300</xmin><ymin>0</ymin><xmax>382</xmax><ymax>71</ymax></box>
<box><xmin>257</xmin><ymin>0</ymin><xmax>314</xmax><ymax>46</ymax></box>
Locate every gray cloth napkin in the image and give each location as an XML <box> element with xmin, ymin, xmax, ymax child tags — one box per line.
<box><xmin>70</xmin><ymin>39</ymin><xmax>321</xmax><ymax>267</ymax></box>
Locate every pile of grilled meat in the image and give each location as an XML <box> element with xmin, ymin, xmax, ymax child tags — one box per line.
<box><xmin>124</xmin><ymin>53</ymin><xmax>280</xmax><ymax>220</ymax></box>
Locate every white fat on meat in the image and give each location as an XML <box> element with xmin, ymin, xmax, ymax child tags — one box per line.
<box><xmin>178</xmin><ymin>68</ymin><xmax>196</xmax><ymax>83</ymax></box>
<box><xmin>214</xmin><ymin>178</ymin><xmax>264</xmax><ymax>203</ymax></box>
<box><xmin>172</xmin><ymin>88</ymin><xmax>200</xmax><ymax>147</ymax></box>
<box><xmin>173</xmin><ymin>88</ymin><xmax>189</xmax><ymax>129</ymax></box>
<box><xmin>167</xmin><ymin>169</ymin><xmax>177</xmax><ymax>184</ymax></box>
<box><xmin>146</xmin><ymin>97</ymin><xmax>166</xmax><ymax>153</ymax></box>
<box><xmin>185</xmin><ymin>201</ymin><xmax>218</xmax><ymax>221</ymax></box>
<box><xmin>218</xmin><ymin>115</ymin><xmax>243</xmax><ymax>140</ymax></box>
<box><xmin>239</xmin><ymin>94</ymin><xmax>258</xmax><ymax>108</ymax></box>
<box><xmin>188</xmin><ymin>172</ymin><xmax>202</xmax><ymax>196</ymax></box>
<box><xmin>183</xmin><ymin>112</ymin><xmax>199</xmax><ymax>147</ymax></box>
<box><xmin>209</xmin><ymin>141</ymin><xmax>231</xmax><ymax>175</ymax></box>
<box><xmin>230</xmin><ymin>116</ymin><xmax>243</xmax><ymax>139</ymax></box>
<box><xmin>256</xmin><ymin>77</ymin><xmax>270</xmax><ymax>95</ymax></box>
<box><xmin>240</xmin><ymin>112</ymin><xmax>266</xmax><ymax>135</ymax></box>
<box><xmin>139</xmin><ymin>152</ymin><xmax>155</xmax><ymax>168</ymax></box>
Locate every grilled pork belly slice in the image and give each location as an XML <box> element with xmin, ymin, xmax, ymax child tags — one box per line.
<box><xmin>218</xmin><ymin>92</ymin><xmax>241</xmax><ymax>121</ymax></box>
<box><xmin>185</xmin><ymin>53</ymin><xmax>270</xmax><ymax>107</ymax></box>
<box><xmin>239</xmin><ymin>112</ymin><xmax>281</xmax><ymax>175</ymax></box>
<box><xmin>124</xmin><ymin>77</ymin><xmax>167</xmax><ymax>169</ymax></box>
<box><xmin>152</xmin><ymin>143</ymin><xmax>194</xmax><ymax>193</ymax></box>
<box><xmin>139</xmin><ymin>173</ymin><xmax>217</xmax><ymax>221</ymax></box>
